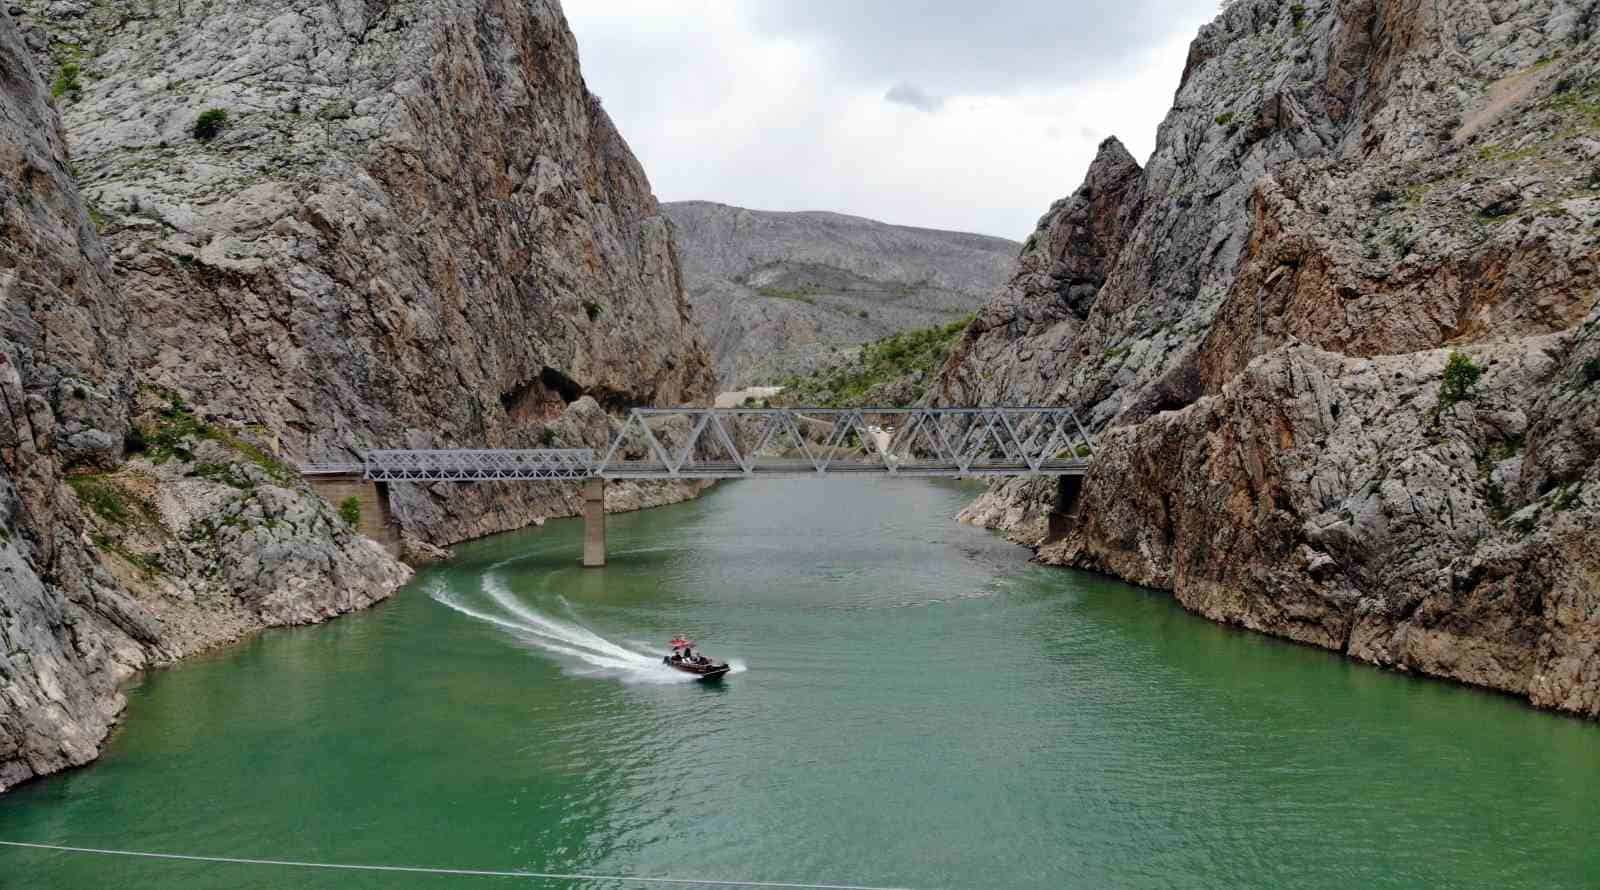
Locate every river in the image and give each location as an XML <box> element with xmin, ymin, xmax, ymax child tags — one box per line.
<box><xmin>1</xmin><ymin>478</ymin><xmax>1596</xmax><ymax>888</ymax></box>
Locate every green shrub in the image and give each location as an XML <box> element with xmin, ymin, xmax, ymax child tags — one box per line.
<box><xmin>1583</xmin><ymin>357</ymin><xmax>1600</xmax><ymax>386</ymax></box>
<box><xmin>1438</xmin><ymin>351</ymin><xmax>1484</xmax><ymax>411</ymax></box>
<box><xmin>51</xmin><ymin>62</ymin><xmax>82</xmax><ymax>101</ymax></box>
<box><xmin>193</xmin><ymin>108</ymin><xmax>229</xmax><ymax>142</ymax></box>
<box><xmin>776</xmin><ymin>316</ymin><xmax>971</xmax><ymax>408</ymax></box>
<box><xmin>338</xmin><ymin>496</ymin><xmax>362</xmax><ymax>527</ymax></box>
<box><xmin>1214</xmin><ymin>112</ymin><xmax>1234</xmax><ymax>126</ymax></box>
<box><xmin>583</xmin><ymin>300</ymin><xmax>603</xmax><ymax>321</ymax></box>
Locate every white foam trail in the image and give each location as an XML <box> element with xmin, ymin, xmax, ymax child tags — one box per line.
<box><xmin>430</xmin><ymin>574</ymin><xmax>723</xmax><ymax>684</ymax></box>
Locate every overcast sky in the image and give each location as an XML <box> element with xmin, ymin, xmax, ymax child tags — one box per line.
<box><xmin>563</xmin><ymin>1</ymin><xmax>1218</xmax><ymax>241</ymax></box>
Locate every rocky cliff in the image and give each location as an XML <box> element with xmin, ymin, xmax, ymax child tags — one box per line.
<box><xmin>14</xmin><ymin>0</ymin><xmax>715</xmax><ymax>544</ymax></box>
<box><xmin>1</xmin><ymin>0</ymin><xmax>712</xmax><ymax>791</ymax></box>
<box><xmin>664</xmin><ymin>200</ymin><xmax>1016</xmax><ymax>388</ymax></box>
<box><xmin>938</xmin><ymin>0</ymin><xmax>1600</xmax><ymax>715</ymax></box>
<box><xmin>1</xmin><ymin>8</ymin><xmax>410</xmax><ymax>793</ymax></box>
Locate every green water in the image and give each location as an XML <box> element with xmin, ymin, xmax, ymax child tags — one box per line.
<box><xmin>1</xmin><ymin>478</ymin><xmax>1596</xmax><ymax>889</ymax></box>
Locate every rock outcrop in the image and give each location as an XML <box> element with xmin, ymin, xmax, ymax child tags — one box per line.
<box><xmin>1</xmin><ymin>0</ymin><xmax>712</xmax><ymax>790</ymax></box>
<box><xmin>938</xmin><ymin>0</ymin><xmax>1600</xmax><ymax>714</ymax></box>
<box><xmin>664</xmin><ymin>201</ymin><xmax>1017</xmax><ymax>388</ymax></box>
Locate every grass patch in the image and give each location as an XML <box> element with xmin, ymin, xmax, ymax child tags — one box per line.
<box><xmin>1290</xmin><ymin>3</ymin><xmax>1307</xmax><ymax>31</ymax></box>
<box><xmin>135</xmin><ymin>394</ymin><xmax>294</xmax><ymax>482</ymax></box>
<box><xmin>778</xmin><ymin>317</ymin><xmax>971</xmax><ymax>408</ymax></box>
<box><xmin>1475</xmin><ymin>143</ymin><xmax>1542</xmax><ymax>164</ymax></box>
<box><xmin>91</xmin><ymin>533</ymin><xmax>165</xmax><ymax>578</ymax></box>
<box><xmin>67</xmin><ymin>475</ymin><xmax>134</xmax><ymax>525</ymax></box>
<box><xmin>339</xmin><ymin>496</ymin><xmax>362</xmax><ymax>527</ymax></box>
<box><xmin>1549</xmin><ymin>82</ymin><xmax>1600</xmax><ymax>130</ymax></box>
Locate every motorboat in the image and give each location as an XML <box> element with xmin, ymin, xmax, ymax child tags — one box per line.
<box><xmin>664</xmin><ymin>637</ymin><xmax>731</xmax><ymax>681</ymax></box>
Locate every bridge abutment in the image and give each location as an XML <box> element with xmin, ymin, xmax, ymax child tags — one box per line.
<box><xmin>304</xmin><ymin>474</ymin><xmax>401</xmax><ymax>557</ymax></box>
<box><xmin>582</xmin><ymin>478</ymin><xmax>606</xmax><ymax>567</ymax></box>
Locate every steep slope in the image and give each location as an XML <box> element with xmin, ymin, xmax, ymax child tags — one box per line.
<box><xmin>938</xmin><ymin>0</ymin><xmax>1600</xmax><ymax>714</ymax></box>
<box><xmin>0</xmin><ymin>10</ymin><xmax>407</xmax><ymax>793</ymax></box>
<box><xmin>664</xmin><ymin>200</ymin><xmax>1016</xmax><ymax>388</ymax></box>
<box><xmin>14</xmin><ymin>0</ymin><xmax>715</xmax><ymax>544</ymax></box>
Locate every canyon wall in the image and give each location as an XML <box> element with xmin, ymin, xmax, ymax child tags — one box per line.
<box><xmin>14</xmin><ymin>0</ymin><xmax>715</xmax><ymax>543</ymax></box>
<box><xmin>1</xmin><ymin>0</ymin><xmax>711</xmax><ymax>790</ymax></box>
<box><xmin>938</xmin><ymin>0</ymin><xmax>1600</xmax><ymax>714</ymax></box>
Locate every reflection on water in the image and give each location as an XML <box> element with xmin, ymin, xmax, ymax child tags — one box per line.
<box><xmin>0</xmin><ymin>478</ymin><xmax>1596</xmax><ymax>890</ymax></box>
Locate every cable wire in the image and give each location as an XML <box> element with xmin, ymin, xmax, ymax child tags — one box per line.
<box><xmin>0</xmin><ymin>840</ymin><xmax>924</xmax><ymax>890</ymax></box>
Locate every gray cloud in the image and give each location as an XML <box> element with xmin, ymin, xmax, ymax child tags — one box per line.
<box><xmin>743</xmin><ymin>0</ymin><xmax>1206</xmax><ymax>95</ymax></box>
<box><xmin>884</xmin><ymin>82</ymin><xmax>946</xmax><ymax>112</ymax></box>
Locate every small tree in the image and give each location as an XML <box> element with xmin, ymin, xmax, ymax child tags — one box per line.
<box><xmin>338</xmin><ymin>496</ymin><xmax>362</xmax><ymax>527</ymax></box>
<box><xmin>1438</xmin><ymin>351</ymin><xmax>1484</xmax><ymax>410</ymax></box>
<box><xmin>193</xmin><ymin>108</ymin><xmax>229</xmax><ymax>142</ymax></box>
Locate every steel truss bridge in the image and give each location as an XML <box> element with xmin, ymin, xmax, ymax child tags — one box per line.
<box><xmin>330</xmin><ymin>407</ymin><xmax>1093</xmax><ymax>483</ymax></box>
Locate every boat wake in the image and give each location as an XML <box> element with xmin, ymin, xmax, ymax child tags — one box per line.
<box><xmin>429</xmin><ymin>574</ymin><xmax>745</xmax><ymax>684</ymax></box>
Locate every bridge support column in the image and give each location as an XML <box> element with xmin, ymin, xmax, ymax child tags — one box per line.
<box><xmin>582</xmin><ymin>478</ymin><xmax>606</xmax><ymax>567</ymax></box>
<box><xmin>1045</xmin><ymin>475</ymin><xmax>1083</xmax><ymax>544</ymax></box>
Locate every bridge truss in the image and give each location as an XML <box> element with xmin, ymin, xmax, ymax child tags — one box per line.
<box><xmin>594</xmin><ymin>407</ymin><xmax>1092</xmax><ymax>479</ymax></box>
<box><xmin>351</xmin><ymin>408</ymin><xmax>1093</xmax><ymax>482</ymax></box>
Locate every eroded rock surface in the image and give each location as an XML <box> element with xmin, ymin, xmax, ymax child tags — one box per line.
<box><xmin>937</xmin><ymin>0</ymin><xmax>1600</xmax><ymax>712</ymax></box>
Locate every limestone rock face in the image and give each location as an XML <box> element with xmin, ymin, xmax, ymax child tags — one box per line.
<box><xmin>13</xmin><ymin>0</ymin><xmax>715</xmax><ymax>543</ymax></box>
<box><xmin>938</xmin><ymin>0</ymin><xmax>1600</xmax><ymax>712</ymax></box>
<box><xmin>665</xmin><ymin>201</ymin><xmax>1017</xmax><ymax>388</ymax></box>
<box><xmin>0</xmin><ymin>10</ymin><xmax>410</xmax><ymax>792</ymax></box>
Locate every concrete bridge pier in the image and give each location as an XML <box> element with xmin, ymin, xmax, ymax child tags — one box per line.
<box><xmin>582</xmin><ymin>478</ymin><xmax>606</xmax><ymax>567</ymax></box>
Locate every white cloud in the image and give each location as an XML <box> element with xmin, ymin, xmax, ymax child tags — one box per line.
<box><xmin>564</xmin><ymin>0</ymin><xmax>1216</xmax><ymax>239</ymax></box>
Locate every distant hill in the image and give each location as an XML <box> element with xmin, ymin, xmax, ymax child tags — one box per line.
<box><xmin>663</xmin><ymin>201</ymin><xmax>1019</xmax><ymax>388</ymax></box>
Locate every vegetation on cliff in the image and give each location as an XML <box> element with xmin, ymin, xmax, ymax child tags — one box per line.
<box><xmin>775</xmin><ymin>317</ymin><xmax>971</xmax><ymax>408</ymax></box>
